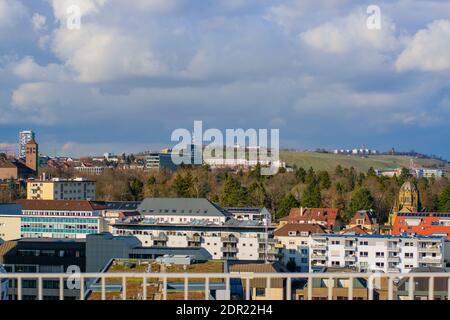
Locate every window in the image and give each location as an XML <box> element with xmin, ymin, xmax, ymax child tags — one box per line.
<box><xmin>255</xmin><ymin>288</ymin><xmax>265</xmax><ymax>297</ymax></box>
<box><xmin>359</xmin><ymin>241</ymin><xmax>368</xmax><ymax>246</ymax></box>
<box><xmin>375</xmin><ymin>252</ymin><xmax>384</xmax><ymax>258</ymax></box>
<box><xmin>360</xmin><ymin>252</ymin><xmax>368</xmax><ymax>257</ymax></box>
<box><xmin>405</xmin><ymin>252</ymin><xmax>414</xmax><ymax>258</ymax></box>
<box><xmin>331</xmin><ymin>241</ymin><xmax>340</xmax><ymax>245</ymax></box>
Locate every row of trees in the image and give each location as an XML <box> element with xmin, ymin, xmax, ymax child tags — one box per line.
<box><xmin>41</xmin><ymin>164</ymin><xmax>450</xmax><ymax>223</ymax></box>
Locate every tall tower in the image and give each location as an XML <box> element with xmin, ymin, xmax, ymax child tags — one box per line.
<box><xmin>19</xmin><ymin>130</ymin><xmax>35</xmax><ymax>159</ymax></box>
<box><xmin>388</xmin><ymin>181</ymin><xmax>419</xmax><ymax>226</ymax></box>
<box><xmin>25</xmin><ymin>139</ymin><xmax>39</xmax><ymax>174</ymax></box>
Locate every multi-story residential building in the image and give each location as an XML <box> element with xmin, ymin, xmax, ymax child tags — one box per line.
<box><xmin>0</xmin><ymin>238</ymin><xmax>85</xmax><ymax>300</ymax></box>
<box><xmin>112</xmin><ymin>198</ymin><xmax>278</xmax><ymax>261</ymax></box>
<box><xmin>15</xmin><ymin>200</ymin><xmax>108</xmax><ymax>239</ymax></box>
<box><xmin>27</xmin><ymin>178</ymin><xmax>96</xmax><ymax>200</ymax></box>
<box><xmin>18</xmin><ymin>130</ymin><xmax>35</xmax><ymax>159</ymax></box>
<box><xmin>0</xmin><ymin>204</ymin><xmax>22</xmax><ymax>241</ymax></box>
<box><xmin>309</xmin><ymin>234</ymin><xmax>445</xmax><ymax>273</ymax></box>
<box><xmin>226</xmin><ymin>207</ymin><xmax>272</xmax><ymax>225</ymax></box>
<box><xmin>392</xmin><ymin>212</ymin><xmax>450</xmax><ymax>238</ymax></box>
<box><xmin>274</xmin><ymin>224</ymin><xmax>326</xmax><ymax>272</ymax></box>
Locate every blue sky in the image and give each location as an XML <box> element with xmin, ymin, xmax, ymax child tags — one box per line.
<box><xmin>0</xmin><ymin>0</ymin><xmax>449</xmax><ymax>158</ymax></box>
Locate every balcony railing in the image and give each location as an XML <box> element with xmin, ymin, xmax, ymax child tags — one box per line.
<box><xmin>2</xmin><ymin>272</ymin><xmax>449</xmax><ymax>301</ymax></box>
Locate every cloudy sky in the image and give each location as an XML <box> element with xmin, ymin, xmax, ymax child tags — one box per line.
<box><xmin>0</xmin><ymin>0</ymin><xmax>450</xmax><ymax>158</ymax></box>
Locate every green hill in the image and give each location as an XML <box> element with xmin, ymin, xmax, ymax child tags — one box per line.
<box><xmin>280</xmin><ymin>151</ymin><xmax>449</xmax><ymax>173</ymax></box>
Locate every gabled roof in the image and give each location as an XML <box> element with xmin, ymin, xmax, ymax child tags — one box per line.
<box><xmin>340</xmin><ymin>226</ymin><xmax>369</xmax><ymax>235</ymax></box>
<box><xmin>138</xmin><ymin>198</ymin><xmax>231</xmax><ymax>218</ymax></box>
<box><xmin>274</xmin><ymin>223</ymin><xmax>326</xmax><ymax>237</ymax></box>
<box><xmin>16</xmin><ymin>199</ymin><xmax>107</xmax><ymax>211</ymax></box>
<box><xmin>350</xmin><ymin>210</ymin><xmax>376</xmax><ymax>225</ymax></box>
<box><xmin>286</xmin><ymin>207</ymin><xmax>340</xmax><ymax>228</ymax></box>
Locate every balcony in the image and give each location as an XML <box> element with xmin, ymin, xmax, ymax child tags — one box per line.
<box><xmin>344</xmin><ymin>255</ymin><xmax>356</xmax><ymax>262</ymax></box>
<box><xmin>221</xmin><ymin>236</ymin><xmax>238</xmax><ymax>243</ymax></box>
<box><xmin>187</xmin><ymin>235</ymin><xmax>202</xmax><ymax>243</ymax></box>
<box><xmin>311</xmin><ymin>255</ymin><xmax>327</xmax><ymax>261</ymax></box>
<box><xmin>418</xmin><ymin>246</ymin><xmax>441</xmax><ymax>253</ymax></box>
<box><xmin>311</xmin><ymin>242</ymin><xmax>327</xmax><ymax>249</ymax></box>
<box><xmin>221</xmin><ymin>246</ymin><xmax>238</xmax><ymax>253</ymax></box>
<box><xmin>387</xmin><ymin>246</ymin><xmax>400</xmax><ymax>252</ymax></box>
<box><xmin>151</xmin><ymin>234</ymin><xmax>168</xmax><ymax>242</ymax></box>
<box><xmin>387</xmin><ymin>256</ymin><xmax>400</xmax><ymax>263</ymax></box>
<box><xmin>3</xmin><ymin>271</ymin><xmax>450</xmax><ymax>301</ymax></box>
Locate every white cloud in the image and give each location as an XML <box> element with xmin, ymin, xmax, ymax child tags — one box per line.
<box><xmin>396</xmin><ymin>20</ymin><xmax>450</xmax><ymax>72</ymax></box>
<box><xmin>49</xmin><ymin>0</ymin><xmax>108</xmax><ymax>21</ymax></box>
<box><xmin>31</xmin><ymin>13</ymin><xmax>46</xmax><ymax>31</ymax></box>
<box><xmin>12</xmin><ymin>56</ymin><xmax>69</xmax><ymax>81</ymax></box>
<box><xmin>300</xmin><ymin>11</ymin><xmax>398</xmax><ymax>54</ymax></box>
<box><xmin>51</xmin><ymin>24</ymin><xmax>165</xmax><ymax>83</ymax></box>
<box><xmin>0</xmin><ymin>0</ymin><xmax>26</xmax><ymax>28</ymax></box>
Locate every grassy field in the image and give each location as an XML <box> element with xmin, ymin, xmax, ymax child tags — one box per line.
<box><xmin>280</xmin><ymin>151</ymin><xmax>449</xmax><ymax>172</ymax></box>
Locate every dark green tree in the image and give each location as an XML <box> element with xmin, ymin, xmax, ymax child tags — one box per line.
<box><xmin>172</xmin><ymin>172</ymin><xmax>193</xmax><ymax>197</ymax></box>
<box><xmin>348</xmin><ymin>187</ymin><xmax>375</xmax><ymax>214</ymax></box>
<box><xmin>219</xmin><ymin>175</ymin><xmax>248</xmax><ymax>206</ymax></box>
<box><xmin>295</xmin><ymin>167</ymin><xmax>306</xmax><ymax>183</ymax></box>
<box><xmin>439</xmin><ymin>185</ymin><xmax>450</xmax><ymax>212</ymax></box>
<box><xmin>318</xmin><ymin>171</ymin><xmax>331</xmax><ymax>190</ymax></box>
<box><xmin>128</xmin><ymin>177</ymin><xmax>144</xmax><ymax>201</ymax></box>
<box><xmin>302</xmin><ymin>181</ymin><xmax>322</xmax><ymax>207</ymax></box>
<box><xmin>276</xmin><ymin>193</ymin><xmax>300</xmax><ymax>218</ymax></box>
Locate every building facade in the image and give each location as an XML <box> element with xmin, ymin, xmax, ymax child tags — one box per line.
<box><xmin>274</xmin><ymin>223</ymin><xmax>326</xmax><ymax>272</ymax></box>
<box><xmin>112</xmin><ymin>198</ymin><xmax>279</xmax><ymax>261</ymax></box>
<box><xmin>0</xmin><ymin>204</ymin><xmax>22</xmax><ymax>241</ymax></box>
<box><xmin>309</xmin><ymin>234</ymin><xmax>445</xmax><ymax>273</ymax></box>
<box><xmin>0</xmin><ymin>238</ymin><xmax>85</xmax><ymax>300</ymax></box>
<box><xmin>27</xmin><ymin>178</ymin><xmax>96</xmax><ymax>200</ymax></box>
<box><xmin>16</xmin><ymin>200</ymin><xmax>108</xmax><ymax>239</ymax></box>
<box><xmin>19</xmin><ymin>130</ymin><xmax>35</xmax><ymax>159</ymax></box>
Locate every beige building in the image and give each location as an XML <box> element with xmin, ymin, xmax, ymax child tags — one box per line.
<box><xmin>229</xmin><ymin>262</ymin><xmax>287</xmax><ymax>300</ymax></box>
<box><xmin>0</xmin><ymin>204</ymin><xmax>21</xmax><ymax>241</ymax></box>
<box><xmin>27</xmin><ymin>178</ymin><xmax>96</xmax><ymax>200</ymax></box>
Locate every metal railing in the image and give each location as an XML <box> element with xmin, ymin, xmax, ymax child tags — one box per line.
<box><xmin>0</xmin><ymin>272</ymin><xmax>450</xmax><ymax>301</ymax></box>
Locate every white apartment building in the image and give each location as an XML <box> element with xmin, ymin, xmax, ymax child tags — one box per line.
<box><xmin>27</xmin><ymin>178</ymin><xmax>96</xmax><ymax>200</ymax></box>
<box><xmin>274</xmin><ymin>224</ymin><xmax>326</xmax><ymax>272</ymax></box>
<box><xmin>309</xmin><ymin>234</ymin><xmax>445</xmax><ymax>273</ymax></box>
<box><xmin>112</xmin><ymin>198</ymin><xmax>279</xmax><ymax>261</ymax></box>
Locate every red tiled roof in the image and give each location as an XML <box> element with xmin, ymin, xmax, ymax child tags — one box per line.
<box><xmin>350</xmin><ymin>210</ymin><xmax>375</xmax><ymax>225</ymax></box>
<box><xmin>286</xmin><ymin>207</ymin><xmax>340</xmax><ymax>228</ymax></box>
<box><xmin>341</xmin><ymin>226</ymin><xmax>369</xmax><ymax>235</ymax></box>
<box><xmin>16</xmin><ymin>200</ymin><xmax>107</xmax><ymax>211</ymax></box>
<box><xmin>274</xmin><ymin>223</ymin><xmax>326</xmax><ymax>237</ymax></box>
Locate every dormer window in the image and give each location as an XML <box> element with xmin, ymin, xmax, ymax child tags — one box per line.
<box><xmin>288</xmin><ymin>231</ymin><xmax>297</xmax><ymax>236</ymax></box>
